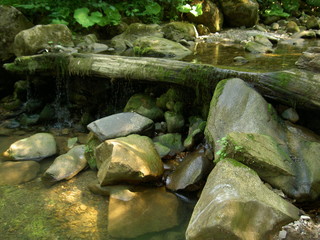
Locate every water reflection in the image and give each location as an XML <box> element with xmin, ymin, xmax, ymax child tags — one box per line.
<box><xmin>183</xmin><ymin>39</ymin><xmax>320</xmax><ymax>72</ymax></box>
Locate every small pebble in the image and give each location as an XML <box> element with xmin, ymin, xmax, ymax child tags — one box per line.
<box><xmin>279</xmin><ymin>230</ymin><xmax>287</xmax><ymax>239</ymax></box>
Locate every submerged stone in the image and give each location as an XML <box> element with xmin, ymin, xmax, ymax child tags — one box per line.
<box><xmin>108</xmin><ymin>187</ymin><xmax>181</xmax><ymax>238</ymax></box>
<box><xmin>0</xmin><ymin>161</ymin><xmax>40</xmax><ymax>185</ymax></box>
<box><xmin>87</xmin><ymin>112</ymin><xmax>154</xmax><ymax>141</ymax></box>
<box><xmin>186</xmin><ymin>159</ymin><xmax>299</xmax><ymax>240</ymax></box>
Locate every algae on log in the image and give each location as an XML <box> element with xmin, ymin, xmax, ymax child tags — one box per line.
<box><xmin>3</xmin><ymin>53</ymin><xmax>320</xmax><ymax>110</ymax></box>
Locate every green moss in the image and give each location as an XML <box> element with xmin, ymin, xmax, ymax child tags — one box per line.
<box><xmin>223</xmin><ymin>158</ymin><xmax>258</xmax><ymax>175</ymax></box>
<box><xmin>210</xmin><ymin>79</ymin><xmax>228</xmax><ymax>108</ymax></box>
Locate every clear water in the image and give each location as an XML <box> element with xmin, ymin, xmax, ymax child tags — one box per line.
<box><xmin>183</xmin><ymin>39</ymin><xmax>320</xmax><ymax>72</ymax></box>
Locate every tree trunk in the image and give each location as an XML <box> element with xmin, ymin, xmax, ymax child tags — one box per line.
<box><xmin>3</xmin><ymin>53</ymin><xmax>320</xmax><ymax>110</ymax></box>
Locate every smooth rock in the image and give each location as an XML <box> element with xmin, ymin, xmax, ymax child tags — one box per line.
<box><xmin>14</xmin><ymin>24</ymin><xmax>74</xmax><ymax>56</ymax></box>
<box><xmin>164</xmin><ymin>111</ymin><xmax>184</xmax><ymax>133</ymax></box>
<box><xmin>186</xmin><ymin>159</ymin><xmax>299</xmax><ymax>240</ymax></box>
<box><xmin>3</xmin><ymin>133</ymin><xmax>57</xmax><ymax>161</ymax></box>
<box><xmin>133</xmin><ymin>36</ymin><xmax>192</xmax><ymax>60</ymax></box>
<box><xmin>87</xmin><ymin>112</ymin><xmax>154</xmax><ymax>141</ymax></box>
<box><xmin>41</xmin><ymin>145</ymin><xmax>87</xmax><ymax>185</ymax></box>
<box><xmin>0</xmin><ymin>161</ymin><xmax>40</xmax><ymax>185</ymax></box>
<box><xmin>166</xmin><ymin>148</ymin><xmax>213</xmax><ymax>191</ymax></box>
<box><xmin>162</xmin><ymin>21</ymin><xmax>198</xmax><ymax>42</ymax></box>
<box><xmin>108</xmin><ymin>187</ymin><xmax>181</xmax><ymax>238</ymax></box>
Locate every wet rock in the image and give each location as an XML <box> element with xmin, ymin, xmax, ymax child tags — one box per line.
<box><xmin>133</xmin><ymin>36</ymin><xmax>192</xmax><ymax>60</ymax></box>
<box><xmin>233</xmin><ymin>56</ymin><xmax>248</xmax><ymax>65</ymax></box>
<box><xmin>281</xmin><ymin>108</ymin><xmax>299</xmax><ymax>123</ymax></box>
<box><xmin>245</xmin><ymin>40</ymin><xmax>273</xmax><ymax>53</ymax></box>
<box><xmin>96</xmin><ymin>134</ymin><xmax>163</xmax><ymax>185</ymax></box>
<box><xmin>164</xmin><ymin>111</ymin><xmax>184</xmax><ymax>133</ymax></box>
<box><xmin>185</xmin><ymin>159</ymin><xmax>299</xmax><ymax>240</ymax></box>
<box><xmin>0</xmin><ymin>161</ymin><xmax>40</xmax><ymax>185</ymax></box>
<box><xmin>13</xmin><ymin>80</ymin><xmax>28</xmax><ymax>102</ymax></box>
<box><xmin>39</xmin><ymin>104</ymin><xmax>56</xmax><ymax>122</ymax></box>
<box><xmin>162</xmin><ymin>21</ymin><xmax>198</xmax><ymax>42</ymax></box>
<box><xmin>108</xmin><ymin>186</ymin><xmax>181</xmax><ymax>238</ymax></box>
<box><xmin>111</xmin><ymin>23</ymin><xmax>163</xmax><ymax>53</ymax></box>
<box><xmin>13</xmin><ymin>24</ymin><xmax>74</xmax><ymax>56</ymax></box>
<box><xmin>19</xmin><ymin>113</ymin><xmax>39</xmax><ymax>126</ymax></box>
<box><xmin>42</xmin><ymin>145</ymin><xmax>87</xmax><ymax>186</ymax></box>
<box><xmin>183</xmin><ymin>116</ymin><xmax>206</xmax><ymax>149</ymax></box>
<box><xmin>196</xmin><ymin>24</ymin><xmax>211</xmax><ymax>35</ymax></box>
<box><xmin>295</xmin><ymin>47</ymin><xmax>320</xmax><ymax>72</ymax></box>
<box><xmin>87</xmin><ymin>112</ymin><xmax>154</xmax><ymax>141</ymax></box>
<box><xmin>0</xmin><ymin>5</ymin><xmax>33</xmax><ymax>61</ymax></box>
<box><xmin>3</xmin><ymin>133</ymin><xmax>57</xmax><ymax>161</ymax></box>
<box><xmin>217</xmin><ymin>0</ymin><xmax>259</xmax><ymax>27</ymax></box>
<box><xmin>153</xmin><ymin>133</ymin><xmax>184</xmax><ymax>156</ymax></box>
<box><xmin>292</xmin><ymin>30</ymin><xmax>317</xmax><ymax>38</ymax></box>
<box><xmin>186</xmin><ymin>0</ymin><xmax>223</xmax><ymax>33</ymax></box>
<box><xmin>124</xmin><ymin>93</ymin><xmax>163</xmax><ymax>121</ymax></box>
<box><xmin>166</xmin><ymin>148</ymin><xmax>213</xmax><ymax>191</ymax></box>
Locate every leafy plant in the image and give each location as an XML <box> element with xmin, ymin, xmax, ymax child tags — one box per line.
<box><xmin>177</xmin><ymin>3</ymin><xmax>203</xmax><ymax>16</ymax></box>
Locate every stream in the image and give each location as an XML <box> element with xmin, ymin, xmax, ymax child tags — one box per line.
<box><xmin>1</xmin><ymin>38</ymin><xmax>320</xmax><ymax>240</ymax></box>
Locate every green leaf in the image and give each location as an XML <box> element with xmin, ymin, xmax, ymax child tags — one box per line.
<box><xmin>74</xmin><ymin>8</ymin><xmax>95</xmax><ymax>28</ymax></box>
<box><xmin>190</xmin><ymin>3</ymin><xmax>203</xmax><ymax>17</ymax></box>
<box><xmin>51</xmin><ymin>19</ymin><xmax>69</xmax><ymax>25</ymax></box>
<box><xmin>177</xmin><ymin>4</ymin><xmax>192</xmax><ymax>13</ymax></box>
<box><xmin>143</xmin><ymin>2</ymin><xmax>161</xmax><ymax>15</ymax></box>
<box><xmin>307</xmin><ymin>0</ymin><xmax>320</xmax><ymax>7</ymax></box>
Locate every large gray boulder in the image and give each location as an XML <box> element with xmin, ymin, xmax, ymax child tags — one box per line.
<box><xmin>186</xmin><ymin>159</ymin><xmax>299</xmax><ymax>240</ymax></box>
<box><xmin>0</xmin><ymin>5</ymin><xmax>33</xmax><ymax>61</ymax></box>
<box><xmin>3</xmin><ymin>133</ymin><xmax>57</xmax><ymax>161</ymax></box>
<box><xmin>96</xmin><ymin>134</ymin><xmax>163</xmax><ymax>185</ymax></box>
<box><xmin>107</xmin><ymin>186</ymin><xmax>181</xmax><ymax>238</ymax></box>
<box><xmin>13</xmin><ymin>24</ymin><xmax>74</xmax><ymax>56</ymax></box>
<box><xmin>205</xmin><ymin>78</ymin><xmax>320</xmax><ymax>201</ymax></box>
<box><xmin>87</xmin><ymin>112</ymin><xmax>154</xmax><ymax>141</ymax></box>
<box><xmin>186</xmin><ymin>0</ymin><xmax>223</xmax><ymax>33</ymax></box>
<box><xmin>205</xmin><ymin>78</ymin><xmax>287</xmax><ymax>151</ymax></box>
<box><xmin>42</xmin><ymin>145</ymin><xmax>87</xmax><ymax>185</ymax></box>
<box><xmin>133</xmin><ymin>36</ymin><xmax>192</xmax><ymax>60</ymax></box>
<box><xmin>217</xmin><ymin>0</ymin><xmax>259</xmax><ymax>27</ymax></box>
<box><xmin>295</xmin><ymin>47</ymin><xmax>320</xmax><ymax>72</ymax></box>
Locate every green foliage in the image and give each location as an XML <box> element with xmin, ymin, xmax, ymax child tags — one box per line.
<box><xmin>257</xmin><ymin>0</ymin><xmax>300</xmax><ymax>17</ymax></box>
<box><xmin>307</xmin><ymin>0</ymin><xmax>320</xmax><ymax>7</ymax></box>
<box><xmin>2</xmin><ymin>0</ymin><xmax>202</xmax><ymax>28</ymax></box>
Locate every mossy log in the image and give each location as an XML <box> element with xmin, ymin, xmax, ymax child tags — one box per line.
<box><xmin>3</xmin><ymin>53</ymin><xmax>320</xmax><ymax>110</ymax></box>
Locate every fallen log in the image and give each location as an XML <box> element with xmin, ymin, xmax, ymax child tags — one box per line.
<box><xmin>3</xmin><ymin>53</ymin><xmax>320</xmax><ymax>110</ymax></box>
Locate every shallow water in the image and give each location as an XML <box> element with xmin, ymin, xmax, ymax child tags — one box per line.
<box><xmin>1</xmin><ymin>38</ymin><xmax>320</xmax><ymax>239</ymax></box>
<box><xmin>183</xmin><ymin>39</ymin><xmax>320</xmax><ymax>72</ymax></box>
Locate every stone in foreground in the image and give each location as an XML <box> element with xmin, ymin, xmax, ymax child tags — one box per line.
<box><xmin>0</xmin><ymin>161</ymin><xmax>40</xmax><ymax>185</ymax></box>
<box><xmin>108</xmin><ymin>187</ymin><xmax>181</xmax><ymax>238</ymax></box>
<box><xmin>87</xmin><ymin>112</ymin><xmax>154</xmax><ymax>141</ymax></box>
<box><xmin>96</xmin><ymin>134</ymin><xmax>163</xmax><ymax>185</ymax></box>
<box><xmin>3</xmin><ymin>133</ymin><xmax>57</xmax><ymax>161</ymax></box>
<box><xmin>42</xmin><ymin>145</ymin><xmax>87</xmax><ymax>185</ymax></box>
<box><xmin>186</xmin><ymin>159</ymin><xmax>299</xmax><ymax>240</ymax></box>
